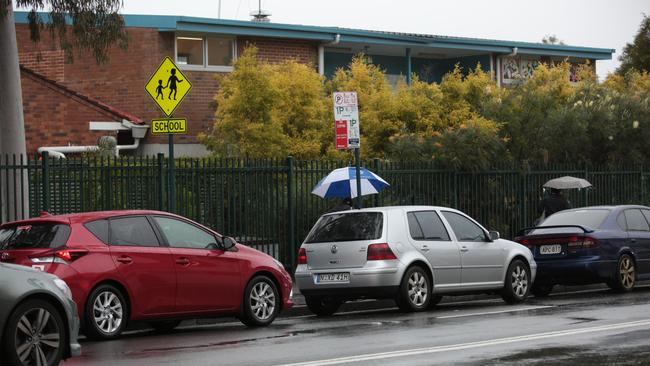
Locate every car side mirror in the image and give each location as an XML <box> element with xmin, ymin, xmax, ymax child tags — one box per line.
<box><xmin>223</xmin><ymin>236</ymin><xmax>237</xmax><ymax>251</ymax></box>
<box><xmin>488</xmin><ymin>231</ymin><xmax>500</xmax><ymax>241</ymax></box>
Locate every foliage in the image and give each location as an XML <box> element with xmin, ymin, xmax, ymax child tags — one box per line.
<box><xmin>2</xmin><ymin>0</ymin><xmax>128</xmax><ymax>63</ymax></box>
<box><xmin>200</xmin><ymin>47</ymin><xmax>334</xmax><ymax>159</ymax></box>
<box><xmin>618</xmin><ymin>14</ymin><xmax>650</xmax><ymax>75</ymax></box>
<box><xmin>203</xmin><ymin>46</ymin><xmax>650</xmax><ymax>170</ymax></box>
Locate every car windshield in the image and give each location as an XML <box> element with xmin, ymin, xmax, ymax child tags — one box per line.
<box><xmin>532</xmin><ymin>209</ymin><xmax>610</xmax><ymax>234</ymax></box>
<box><xmin>305</xmin><ymin>212</ymin><xmax>383</xmax><ymax>243</ymax></box>
<box><xmin>0</xmin><ymin>223</ymin><xmax>71</xmax><ymax>250</ymax></box>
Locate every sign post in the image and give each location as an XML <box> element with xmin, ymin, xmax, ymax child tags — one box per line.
<box><xmin>333</xmin><ymin>92</ymin><xmax>362</xmax><ymax>209</ymax></box>
<box><xmin>145</xmin><ymin>57</ymin><xmax>192</xmax><ymax>212</ymax></box>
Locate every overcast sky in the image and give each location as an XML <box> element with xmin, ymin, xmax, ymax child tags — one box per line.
<box><xmin>30</xmin><ymin>1</ymin><xmax>650</xmax><ymax>79</ymax></box>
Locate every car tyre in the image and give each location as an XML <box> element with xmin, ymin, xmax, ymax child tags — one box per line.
<box><xmin>608</xmin><ymin>254</ymin><xmax>636</xmax><ymax>293</ymax></box>
<box><xmin>502</xmin><ymin>259</ymin><xmax>530</xmax><ymax>304</ymax></box>
<box><xmin>531</xmin><ymin>284</ymin><xmax>554</xmax><ymax>297</ymax></box>
<box><xmin>396</xmin><ymin>265</ymin><xmax>431</xmax><ymax>312</ymax></box>
<box><xmin>2</xmin><ymin>299</ymin><xmax>66</xmax><ymax>366</ymax></box>
<box><xmin>149</xmin><ymin>320</ymin><xmax>181</xmax><ymax>333</ymax></box>
<box><xmin>84</xmin><ymin>284</ymin><xmax>128</xmax><ymax>340</ymax></box>
<box><xmin>304</xmin><ymin>296</ymin><xmax>342</xmax><ymax>316</ymax></box>
<box><xmin>240</xmin><ymin>275</ymin><xmax>280</xmax><ymax>327</ymax></box>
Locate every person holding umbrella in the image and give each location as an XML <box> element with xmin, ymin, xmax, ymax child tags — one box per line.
<box><xmin>538</xmin><ymin>188</ymin><xmax>571</xmax><ymax>219</ymax></box>
<box><xmin>535</xmin><ymin>176</ymin><xmax>592</xmax><ymax>224</ymax></box>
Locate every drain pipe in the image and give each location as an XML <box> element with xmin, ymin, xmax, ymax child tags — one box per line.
<box><xmin>318</xmin><ymin>33</ymin><xmax>341</xmax><ymax>76</ymax></box>
<box><xmin>38</xmin><ymin>138</ymin><xmax>141</xmax><ymax>159</ymax></box>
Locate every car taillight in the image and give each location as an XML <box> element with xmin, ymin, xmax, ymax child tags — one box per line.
<box><xmin>367</xmin><ymin>243</ymin><xmax>397</xmax><ymax>261</ymax></box>
<box><xmin>297</xmin><ymin>247</ymin><xmax>307</xmax><ymax>265</ymax></box>
<box><xmin>516</xmin><ymin>238</ymin><xmax>530</xmax><ymax>248</ymax></box>
<box><xmin>568</xmin><ymin>236</ymin><xmax>598</xmax><ymax>249</ymax></box>
<box><xmin>30</xmin><ymin>249</ymin><xmax>87</xmax><ymax>265</ymax></box>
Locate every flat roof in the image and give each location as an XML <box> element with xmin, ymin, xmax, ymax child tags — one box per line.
<box><xmin>14</xmin><ymin>12</ymin><xmax>614</xmax><ymax>60</ymax></box>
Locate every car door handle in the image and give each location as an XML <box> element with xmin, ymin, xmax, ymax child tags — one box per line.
<box><xmin>629</xmin><ymin>238</ymin><xmax>637</xmax><ymax>243</ymax></box>
<box><xmin>175</xmin><ymin>257</ymin><xmax>190</xmax><ymax>266</ymax></box>
<box><xmin>116</xmin><ymin>256</ymin><xmax>133</xmax><ymax>264</ymax></box>
<box><xmin>460</xmin><ymin>247</ymin><xmax>469</xmax><ymax>252</ymax></box>
<box><xmin>421</xmin><ymin>245</ymin><xmax>430</xmax><ymax>252</ymax></box>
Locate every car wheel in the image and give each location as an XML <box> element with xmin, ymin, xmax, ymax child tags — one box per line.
<box><xmin>84</xmin><ymin>284</ymin><xmax>128</xmax><ymax>340</ymax></box>
<box><xmin>2</xmin><ymin>299</ymin><xmax>66</xmax><ymax>366</ymax></box>
<box><xmin>304</xmin><ymin>296</ymin><xmax>342</xmax><ymax>316</ymax></box>
<box><xmin>502</xmin><ymin>259</ymin><xmax>530</xmax><ymax>304</ymax></box>
<box><xmin>396</xmin><ymin>265</ymin><xmax>431</xmax><ymax>312</ymax></box>
<box><xmin>149</xmin><ymin>320</ymin><xmax>181</xmax><ymax>333</ymax></box>
<box><xmin>531</xmin><ymin>284</ymin><xmax>554</xmax><ymax>297</ymax></box>
<box><xmin>609</xmin><ymin>254</ymin><xmax>636</xmax><ymax>293</ymax></box>
<box><xmin>240</xmin><ymin>275</ymin><xmax>280</xmax><ymax>327</ymax></box>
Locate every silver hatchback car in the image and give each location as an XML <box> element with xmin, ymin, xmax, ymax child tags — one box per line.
<box><xmin>295</xmin><ymin>206</ymin><xmax>537</xmax><ymax>315</ymax></box>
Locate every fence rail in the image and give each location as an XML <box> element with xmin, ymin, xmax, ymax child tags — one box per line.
<box><xmin>1</xmin><ymin>154</ymin><xmax>647</xmax><ymax>270</ymax></box>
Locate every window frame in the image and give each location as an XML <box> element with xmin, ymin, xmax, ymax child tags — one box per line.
<box><xmin>623</xmin><ymin>209</ymin><xmax>650</xmax><ymax>232</ymax></box>
<box><xmin>440</xmin><ymin>211</ymin><xmax>489</xmax><ymax>242</ymax></box>
<box><xmin>175</xmin><ymin>33</ymin><xmax>236</xmax><ymax>72</ymax></box>
<box><xmin>107</xmin><ymin>215</ymin><xmax>162</xmax><ymax>248</ymax></box>
<box><xmin>406</xmin><ymin>210</ymin><xmax>451</xmax><ymax>242</ymax></box>
<box><xmin>151</xmin><ymin>215</ymin><xmax>222</xmax><ymax>250</ymax></box>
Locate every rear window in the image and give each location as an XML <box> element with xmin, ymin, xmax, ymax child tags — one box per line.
<box><xmin>305</xmin><ymin>212</ymin><xmax>383</xmax><ymax>243</ymax></box>
<box><xmin>0</xmin><ymin>223</ymin><xmax>71</xmax><ymax>250</ymax></box>
<box><xmin>534</xmin><ymin>209</ymin><xmax>610</xmax><ymax>234</ymax></box>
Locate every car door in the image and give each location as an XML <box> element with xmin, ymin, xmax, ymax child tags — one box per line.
<box><xmin>406</xmin><ymin>211</ymin><xmax>461</xmax><ymax>290</ymax></box>
<box><xmin>107</xmin><ymin>216</ymin><xmax>176</xmax><ymax>315</ymax></box>
<box><xmin>624</xmin><ymin>209</ymin><xmax>650</xmax><ymax>274</ymax></box>
<box><xmin>440</xmin><ymin>211</ymin><xmax>504</xmax><ymax>288</ymax></box>
<box><xmin>151</xmin><ymin>216</ymin><xmax>241</xmax><ymax>313</ymax></box>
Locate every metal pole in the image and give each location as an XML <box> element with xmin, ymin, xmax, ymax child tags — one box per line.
<box><xmin>168</xmin><ymin>133</ymin><xmax>176</xmax><ymax>213</ymax></box>
<box><xmin>355</xmin><ymin>148</ymin><xmax>362</xmax><ymax>209</ymax></box>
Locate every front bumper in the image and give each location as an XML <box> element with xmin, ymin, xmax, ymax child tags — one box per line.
<box><xmin>534</xmin><ymin>258</ymin><xmax>616</xmax><ymax>285</ymax></box>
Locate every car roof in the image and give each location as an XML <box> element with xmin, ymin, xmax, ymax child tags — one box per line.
<box><xmin>323</xmin><ymin>205</ymin><xmax>463</xmax><ymax>215</ymax></box>
<box><xmin>556</xmin><ymin>205</ymin><xmax>650</xmax><ymax>214</ymax></box>
<box><xmin>0</xmin><ymin>209</ymin><xmax>175</xmax><ymax>227</ymax></box>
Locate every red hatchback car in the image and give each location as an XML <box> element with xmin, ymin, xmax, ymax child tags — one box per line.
<box><xmin>0</xmin><ymin>210</ymin><xmax>293</xmax><ymax>339</ymax></box>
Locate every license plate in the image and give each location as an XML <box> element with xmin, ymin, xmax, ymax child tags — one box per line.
<box><xmin>317</xmin><ymin>272</ymin><xmax>350</xmax><ymax>283</ymax></box>
<box><xmin>539</xmin><ymin>244</ymin><xmax>562</xmax><ymax>255</ymax></box>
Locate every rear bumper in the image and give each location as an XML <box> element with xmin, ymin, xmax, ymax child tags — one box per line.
<box><xmin>534</xmin><ymin>259</ymin><xmax>617</xmax><ymax>285</ymax></box>
<box><xmin>295</xmin><ymin>264</ymin><xmax>402</xmax><ymax>300</ymax></box>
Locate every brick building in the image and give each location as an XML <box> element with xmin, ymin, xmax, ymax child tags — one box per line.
<box><xmin>14</xmin><ymin>13</ymin><xmax>614</xmax><ymax>157</ymax></box>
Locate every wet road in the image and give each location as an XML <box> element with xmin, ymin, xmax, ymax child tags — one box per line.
<box><xmin>68</xmin><ymin>285</ymin><xmax>650</xmax><ymax>366</ymax></box>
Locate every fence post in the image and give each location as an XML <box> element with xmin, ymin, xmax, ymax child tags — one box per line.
<box><xmin>374</xmin><ymin>158</ymin><xmax>381</xmax><ymax>207</ymax></box>
<box><xmin>157</xmin><ymin>153</ymin><xmax>165</xmax><ymax>210</ymax></box>
<box><xmin>42</xmin><ymin>151</ymin><xmax>50</xmax><ymax>213</ymax></box>
<box><xmin>286</xmin><ymin>156</ymin><xmax>296</xmax><ymax>270</ymax></box>
<box><xmin>641</xmin><ymin>166</ymin><xmax>646</xmax><ymax>205</ymax></box>
<box><xmin>453</xmin><ymin>171</ymin><xmax>458</xmax><ymax>208</ymax></box>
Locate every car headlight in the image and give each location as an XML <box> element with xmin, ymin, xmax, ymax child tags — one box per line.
<box><xmin>53</xmin><ymin>278</ymin><xmax>73</xmax><ymax>300</ymax></box>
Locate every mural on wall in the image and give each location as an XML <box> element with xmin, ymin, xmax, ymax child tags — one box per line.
<box><xmin>501</xmin><ymin>56</ymin><xmax>589</xmax><ymax>85</ymax></box>
<box><xmin>502</xmin><ymin>57</ymin><xmax>520</xmax><ymax>82</ymax></box>
<box><xmin>501</xmin><ymin>56</ymin><xmax>541</xmax><ymax>84</ymax></box>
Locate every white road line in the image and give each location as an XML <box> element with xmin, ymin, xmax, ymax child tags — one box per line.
<box><xmin>435</xmin><ymin>305</ymin><xmax>552</xmax><ymax>319</ymax></box>
<box><xmin>276</xmin><ymin>318</ymin><xmax>650</xmax><ymax>366</ymax></box>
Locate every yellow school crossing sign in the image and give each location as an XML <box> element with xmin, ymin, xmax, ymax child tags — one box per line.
<box><xmin>145</xmin><ymin>57</ymin><xmax>192</xmax><ymax>117</ymax></box>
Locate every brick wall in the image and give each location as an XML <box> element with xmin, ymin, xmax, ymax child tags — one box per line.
<box><xmin>16</xmin><ymin>24</ymin><xmax>320</xmax><ymax>153</ymax></box>
<box><xmin>21</xmin><ymin>71</ymin><xmax>120</xmax><ymax>154</ymax></box>
<box><xmin>238</xmin><ymin>37</ymin><xmax>318</xmax><ymax>67</ymax></box>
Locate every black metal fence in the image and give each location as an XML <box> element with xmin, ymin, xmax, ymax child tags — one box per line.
<box><xmin>1</xmin><ymin>154</ymin><xmax>647</xmax><ymax>270</ymax></box>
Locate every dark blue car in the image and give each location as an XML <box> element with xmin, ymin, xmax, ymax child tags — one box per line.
<box><xmin>516</xmin><ymin>205</ymin><xmax>650</xmax><ymax>296</ymax></box>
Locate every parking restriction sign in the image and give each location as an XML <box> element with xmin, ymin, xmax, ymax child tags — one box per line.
<box><xmin>333</xmin><ymin>92</ymin><xmax>360</xmax><ymax>150</ymax></box>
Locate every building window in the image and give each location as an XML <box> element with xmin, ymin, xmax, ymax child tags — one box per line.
<box><xmin>177</xmin><ymin>36</ymin><xmax>204</xmax><ymax>66</ymax></box>
<box><xmin>175</xmin><ymin>34</ymin><xmax>235</xmax><ymax>72</ymax></box>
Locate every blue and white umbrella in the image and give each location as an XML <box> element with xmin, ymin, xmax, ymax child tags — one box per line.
<box><xmin>311</xmin><ymin>167</ymin><xmax>390</xmax><ymax>199</ymax></box>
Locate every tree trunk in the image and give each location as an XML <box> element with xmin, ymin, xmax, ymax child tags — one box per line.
<box><xmin>0</xmin><ymin>3</ymin><xmax>29</xmax><ymax>222</ymax></box>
